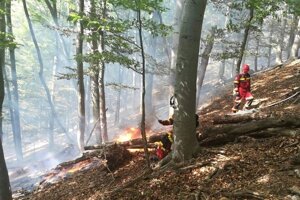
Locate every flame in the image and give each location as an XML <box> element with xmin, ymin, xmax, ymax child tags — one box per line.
<box><xmin>115</xmin><ymin>127</ymin><xmax>140</xmax><ymax>142</ymax></box>
<box><xmin>117</xmin><ymin>133</ymin><xmax>132</xmax><ymax>142</ymax></box>
<box><xmin>42</xmin><ymin>158</ymin><xmax>102</xmax><ymax>185</ymax></box>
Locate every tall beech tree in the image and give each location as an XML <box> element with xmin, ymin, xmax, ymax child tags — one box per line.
<box><xmin>172</xmin><ymin>0</ymin><xmax>207</xmax><ymax>162</ymax></box>
<box><xmin>0</xmin><ymin>1</ymin><xmax>12</xmax><ymax>199</ymax></box>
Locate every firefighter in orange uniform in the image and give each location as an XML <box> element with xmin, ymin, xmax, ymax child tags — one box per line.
<box><xmin>232</xmin><ymin>64</ymin><xmax>254</xmax><ymax>113</ymax></box>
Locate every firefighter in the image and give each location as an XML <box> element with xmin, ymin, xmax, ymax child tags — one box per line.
<box><xmin>232</xmin><ymin>64</ymin><xmax>254</xmax><ymax>113</ymax></box>
<box><xmin>155</xmin><ymin>113</ymin><xmax>199</xmax><ymax>159</ymax></box>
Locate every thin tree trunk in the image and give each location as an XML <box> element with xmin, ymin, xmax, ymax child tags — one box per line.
<box><xmin>90</xmin><ymin>0</ymin><xmax>101</xmax><ymax>144</ymax></box>
<box><xmin>6</xmin><ymin>0</ymin><xmax>23</xmax><ymax>160</ymax></box>
<box><xmin>114</xmin><ymin>66</ymin><xmax>122</xmax><ymax>124</ymax></box>
<box><xmin>267</xmin><ymin>22</ymin><xmax>274</xmax><ymax>67</ymax></box>
<box><xmin>99</xmin><ymin>0</ymin><xmax>108</xmax><ymax>143</ymax></box>
<box><xmin>76</xmin><ymin>0</ymin><xmax>85</xmax><ymax>151</ymax></box>
<box><xmin>254</xmin><ymin>37</ymin><xmax>259</xmax><ymax>71</ymax></box>
<box><xmin>3</xmin><ymin>68</ymin><xmax>23</xmax><ymax>160</ymax></box>
<box><xmin>275</xmin><ymin>17</ymin><xmax>286</xmax><ymax>65</ymax></box>
<box><xmin>235</xmin><ymin>7</ymin><xmax>254</xmax><ymax>75</ymax></box>
<box><xmin>0</xmin><ymin>0</ymin><xmax>12</xmax><ymax>197</ymax></box>
<box><xmin>290</xmin><ymin>19</ymin><xmax>300</xmax><ymax>59</ymax></box>
<box><xmin>287</xmin><ymin>15</ymin><xmax>298</xmax><ymax>59</ymax></box>
<box><xmin>137</xmin><ymin>6</ymin><xmax>151</xmax><ymax>169</ymax></box>
<box><xmin>196</xmin><ymin>26</ymin><xmax>216</xmax><ymax>107</ymax></box>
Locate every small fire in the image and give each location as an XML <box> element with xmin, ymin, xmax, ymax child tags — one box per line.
<box><xmin>41</xmin><ymin>158</ymin><xmax>102</xmax><ymax>186</ymax></box>
<box><xmin>115</xmin><ymin>127</ymin><xmax>140</xmax><ymax>142</ymax></box>
<box><xmin>117</xmin><ymin>133</ymin><xmax>132</xmax><ymax>142</ymax></box>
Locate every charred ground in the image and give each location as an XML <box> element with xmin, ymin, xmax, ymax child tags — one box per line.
<box><xmin>15</xmin><ymin>60</ymin><xmax>300</xmax><ymax>200</ymax></box>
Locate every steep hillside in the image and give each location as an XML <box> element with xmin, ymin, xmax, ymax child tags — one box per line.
<box><xmin>15</xmin><ymin>60</ymin><xmax>300</xmax><ymax>200</ymax></box>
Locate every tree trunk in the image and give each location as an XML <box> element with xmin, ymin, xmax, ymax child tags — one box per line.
<box><xmin>99</xmin><ymin>0</ymin><xmax>108</xmax><ymax>143</ymax></box>
<box><xmin>90</xmin><ymin>0</ymin><xmax>101</xmax><ymax>144</ymax></box>
<box><xmin>254</xmin><ymin>37</ymin><xmax>259</xmax><ymax>71</ymax></box>
<box><xmin>267</xmin><ymin>22</ymin><xmax>274</xmax><ymax>67</ymax></box>
<box><xmin>173</xmin><ymin>0</ymin><xmax>207</xmax><ymax>162</ymax></box>
<box><xmin>200</xmin><ymin>117</ymin><xmax>300</xmax><ymax>146</ymax></box>
<box><xmin>196</xmin><ymin>26</ymin><xmax>216</xmax><ymax>107</ymax></box>
<box><xmin>76</xmin><ymin>0</ymin><xmax>86</xmax><ymax>151</ymax></box>
<box><xmin>0</xmin><ymin>0</ymin><xmax>12</xmax><ymax>198</ymax></box>
<box><xmin>235</xmin><ymin>7</ymin><xmax>254</xmax><ymax>75</ymax></box>
<box><xmin>6</xmin><ymin>0</ymin><xmax>23</xmax><ymax>160</ymax></box>
<box><xmin>114</xmin><ymin>66</ymin><xmax>122</xmax><ymax>124</ymax></box>
<box><xmin>275</xmin><ymin>17</ymin><xmax>286</xmax><ymax>65</ymax></box>
<box><xmin>290</xmin><ymin>19</ymin><xmax>300</xmax><ymax>59</ymax></box>
<box><xmin>169</xmin><ymin>0</ymin><xmax>184</xmax><ymax>117</ymax></box>
<box><xmin>137</xmin><ymin>7</ymin><xmax>151</xmax><ymax>169</ymax></box>
<box><xmin>287</xmin><ymin>15</ymin><xmax>298</xmax><ymax>59</ymax></box>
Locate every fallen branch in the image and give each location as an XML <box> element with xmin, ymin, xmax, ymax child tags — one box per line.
<box><xmin>262</xmin><ymin>91</ymin><xmax>300</xmax><ymax>108</ymax></box>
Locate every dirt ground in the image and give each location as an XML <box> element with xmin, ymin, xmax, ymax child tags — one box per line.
<box><xmin>14</xmin><ymin>60</ymin><xmax>300</xmax><ymax>200</ymax></box>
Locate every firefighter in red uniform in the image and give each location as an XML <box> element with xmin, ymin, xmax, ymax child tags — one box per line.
<box><xmin>232</xmin><ymin>64</ymin><xmax>254</xmax><ymax>113</ymax></box>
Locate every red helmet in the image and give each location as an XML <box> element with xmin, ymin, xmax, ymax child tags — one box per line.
<box><xmin>243</xmin><ymin>64</ymin><xmax>250</xmax><ymax>73</ymax></box>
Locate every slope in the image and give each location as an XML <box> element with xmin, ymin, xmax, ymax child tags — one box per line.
<box><xmin>15</xmin><ymin>60</ymin><xmax>300</xmax><ymax>200</ymax></box>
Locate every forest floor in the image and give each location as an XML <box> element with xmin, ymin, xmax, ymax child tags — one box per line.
<box><xmin>14</xmin><ymin>60</ymin><xmax>300</xmax><ymax>200</ymax></box>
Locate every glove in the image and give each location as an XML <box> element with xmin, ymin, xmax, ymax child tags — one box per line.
<box><xmin>232</xmin><ymin>88</ymin><xmax>239</xmax><ymax>96</ymax></box>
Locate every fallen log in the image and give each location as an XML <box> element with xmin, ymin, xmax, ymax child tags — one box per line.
<box><xmin>213</xmin><ymin>112</ymin><xmax>269</xmax><ymax>124</ymax></box>
<box><xmin>200</xmin><ymin>117</ymin><xmax>300</xmax><ymax>146</ymax></box>
<box><xmin>61</xmin><ymin>143</ymin><xmax>132</xmax><ymax>171</ymax></box>
<box><xmin>84</xmin><ymin>132</ymin><xmax>168</xmax><ymax>151</ymax></box>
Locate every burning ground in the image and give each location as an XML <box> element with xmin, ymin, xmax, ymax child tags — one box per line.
<box><xmin>14</xmin><ymin>60</ymin><xmax>300</xmax><ymax>200</ymax></box>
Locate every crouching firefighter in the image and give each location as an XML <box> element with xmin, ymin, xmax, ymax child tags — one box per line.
<box><xmin>155</xmin><ymin>112</ymin><xmax>199</xmax><ymax>160</ymax></box>
<box><xmin>232</xmin><ymin>64</ymin><xmax>254</xmax><ymax>113</ymax></box>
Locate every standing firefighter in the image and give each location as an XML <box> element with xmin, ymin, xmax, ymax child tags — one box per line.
<box><xmin>232</xmin><ymin>64</ymin><xmax>254</xmax><ymax>113</ymax></box>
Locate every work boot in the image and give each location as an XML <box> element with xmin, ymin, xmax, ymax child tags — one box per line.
<box><xmin>232</xmin><ymin>107</ymin><xmax>238</xmax><ymax>113</ymax></box>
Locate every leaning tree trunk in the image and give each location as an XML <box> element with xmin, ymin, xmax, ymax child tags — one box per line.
<box><xmin>173</xmin><ymin>0</ymin><xmax>207</xmax><ymax>162</ymax></box>
<box><xmin>76</xmin><ymin>0</ymin><xmax>86</xmax><ymax>151</ymax></box>
<box><xmin>0</xmin><ymin>1</ymin><xmax>12</xmax><ymax>198</ymax></box>
<box><xmin>196</xmin><ymin>26</ymin><xmax>216</xmax><ymax>108</ymax></box>
<box><xmin>22</xmin><ymin>0</ymin><xmax>73</xmax><ymax>143</ymax></box>
<box><xmin>235</xmin><ymin>6</ymin><xmax>254</xmax><ymax>75</ymax></box>
<box><xmin>6</xmin><ymin>0</ymin><xmax>23</xmax><ymax>160</ymax></box>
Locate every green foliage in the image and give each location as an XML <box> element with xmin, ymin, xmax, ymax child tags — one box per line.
<box><xmin>0</xmin><ymin>32</ymin><xmax>17</xmax><ymax>49</ymax></box>
<box><xmin>285</xmin><ymin>0</ymin><xmax>300</xmax><ymax>15</ymax></box>
<box><xmin>108</xmin><ymin>0</ymin><xmax>166</xmax><ymax>13</ymax></box>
